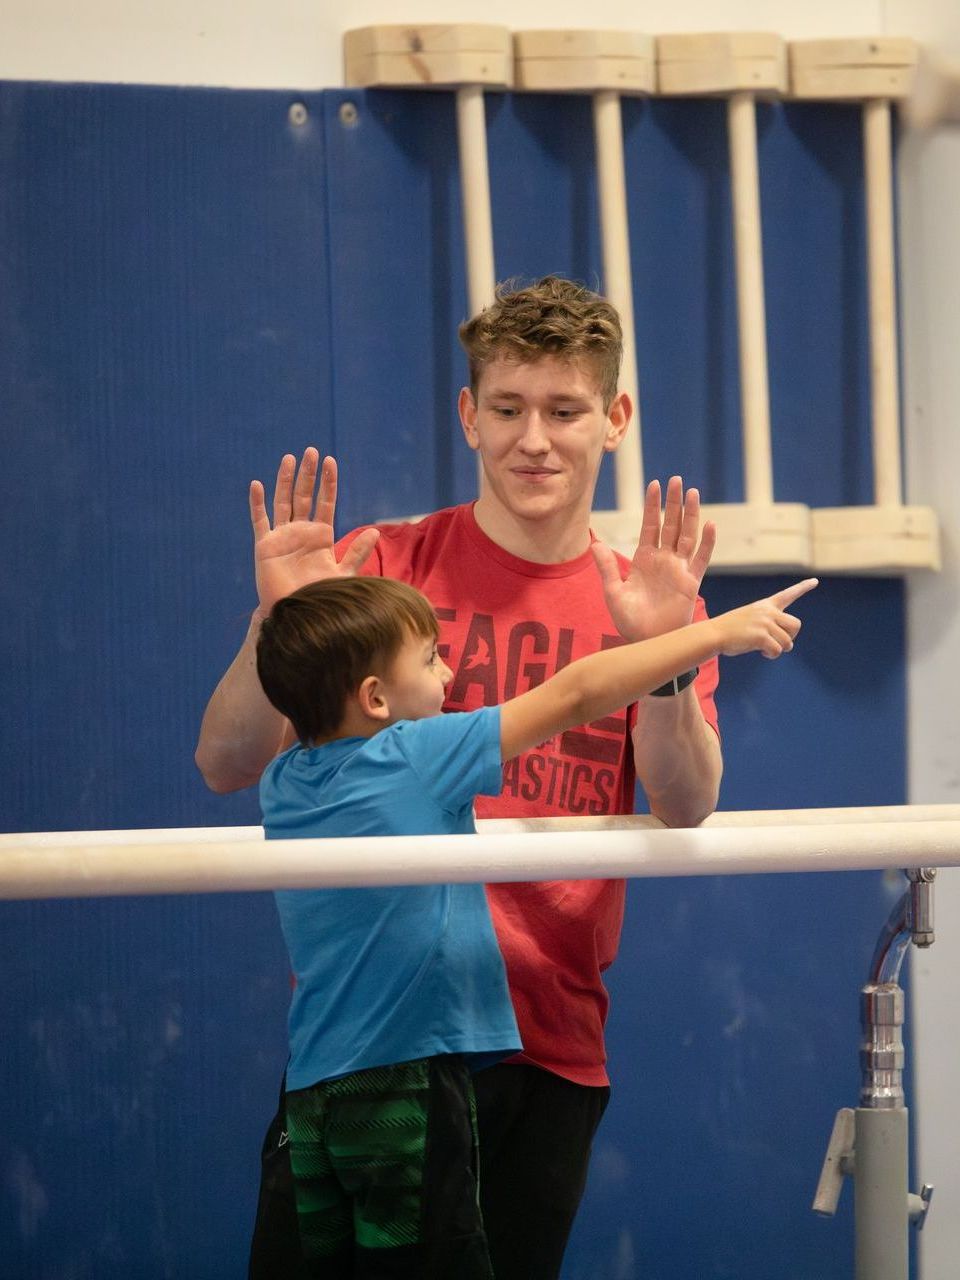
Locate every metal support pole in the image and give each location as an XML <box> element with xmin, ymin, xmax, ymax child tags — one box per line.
<box><xmin>813</xmin><ymin>868</ymin><xmax>936</xmax><ymax>1277</ymax></box>
<box><xmin>854</xmin><ymin>1108</ymin><xmax>909</xmax><ymax>1280</ymax></box>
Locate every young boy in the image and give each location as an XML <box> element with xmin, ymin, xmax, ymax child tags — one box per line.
<box><xmin>254</xmin><ymin>570</ymin><xmax>816</xmax><ymax>1279</ymax></box>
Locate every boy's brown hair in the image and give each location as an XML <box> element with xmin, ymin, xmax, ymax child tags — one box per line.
<box><xmin>256</xmin><ymin>577</ymin><xmax>439</xmax><ymax>744</ymax></box>
<box><xmin>458</xmin><ymin>275</ymin><xmax>623</xmax><ymax>407</ymax></box>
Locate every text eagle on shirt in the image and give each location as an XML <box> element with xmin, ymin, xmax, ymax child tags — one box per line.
<box><xmin>435</xmin><ymin>608</ymin><xmax>629</xmax><ymax>814</ymax></box>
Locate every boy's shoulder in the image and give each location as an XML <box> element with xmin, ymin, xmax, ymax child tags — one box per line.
<box><xmin>380</xmin><ymin>705</ymin><xmax>499</xmax><ymax>756</ymax></box>
<box><xmin>261</xmin><ymin>737</ymin><xmax>353</xmax><ymax>789</ymax></box>
<box><xmin>265</xmin><ymin>708</ymin><xmax>497</xmax><ymax>776</ymax></box>
<box><xmin>261</xmin><ymin>710</ymin><xmax>502</xmax><ymax>836</ymax></box>
<box><xmin>382</xmin><ymin>708</ymin><xmax>503</xmax><ymax>811</ymax></box>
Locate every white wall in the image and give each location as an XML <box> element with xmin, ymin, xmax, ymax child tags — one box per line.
<box><xmin>8</xmin><ymin>0</ymin><xmax>960</xmax><ymax>1275</ymax></box>
<box><xmin>1</xmin><ymin>0</ymin><xmax>882</xmax><ymax>89</ymax></box>
<box><xmin>890</xmin><ymin>5</ymin><xmax>960</xmax><ymax>1277</ymax></box>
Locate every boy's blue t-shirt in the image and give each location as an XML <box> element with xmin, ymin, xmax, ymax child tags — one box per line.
<box><xmin>260</xmin><ymin>705</ymin><xmax>521</xmax><ymax>1092</ymax></box>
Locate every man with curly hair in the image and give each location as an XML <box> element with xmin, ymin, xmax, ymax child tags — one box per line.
<box><xmin>197</xmin><ymin>276</ymin><xmax>724</xmax><ymax>1280</ymax></box>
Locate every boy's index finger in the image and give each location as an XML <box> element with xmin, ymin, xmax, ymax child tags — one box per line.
<box><xmin>770</xmin><ymin>577</ymin><xmax>819</xmax><ymax>610</ymax></box>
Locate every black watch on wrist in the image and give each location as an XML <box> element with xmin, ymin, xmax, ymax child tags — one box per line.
<box><xmin>648</xmin><ymin>666</ymin><xmax>699</xmax><ymax>697</ymax></box>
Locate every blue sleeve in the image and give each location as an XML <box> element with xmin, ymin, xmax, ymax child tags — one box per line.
<box><xmin>389</xmin><ymin>707</ymin><xmax>502</xmax><ymax>814</ymax></box>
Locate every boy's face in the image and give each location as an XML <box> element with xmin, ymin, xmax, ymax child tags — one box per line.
<box><xmin>380</xmin><ymin>631</ymin><xmax>452</xmax><ymax>724</ymax></box>
<box><xmin>458</xmin><ymin>354</ymin><xmax>629</xmax><ymax>540</ymax></box>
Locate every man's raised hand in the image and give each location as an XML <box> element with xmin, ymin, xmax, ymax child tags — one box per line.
<box><xmin>715</xmin><ymin>578</ymin><xmax>819</xmax><ymax>659</ymax></box>
<box><xmin>249</xmin><ymin>449</ymin><xmax>379</xmax><ymax>613</ymax></box>
<box><xmin>592</xmin><ymin>476</ymin><xmax>718</xmax><ymax>642</ymax></box>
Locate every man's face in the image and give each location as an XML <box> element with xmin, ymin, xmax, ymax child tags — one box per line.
<box><xmin>459</xmin><ymin>355</ymin><xmax>629</xmax><ymax>534</ymax></box>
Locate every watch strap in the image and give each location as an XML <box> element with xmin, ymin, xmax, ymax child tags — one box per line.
<box><xmin>648</xmin><ymin>666</ymin><xmax>699</xmax><ymax>697</ymax></box>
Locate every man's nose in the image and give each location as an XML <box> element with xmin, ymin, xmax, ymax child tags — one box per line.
<box><xmin>517</xmin><ymin>412</ymin><xmax>550</xmax><ymax>452</ymax></box>
<box><xmin>440</xmin><ymin>660</ymin><xmax>454</xmax><ymax>685</ymax></box>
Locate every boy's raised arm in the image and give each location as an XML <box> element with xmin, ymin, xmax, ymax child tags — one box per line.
<box><xmin>499</xmin><ymin>579</ymin><xmax>817</xmax><ymax>764</ymax></box>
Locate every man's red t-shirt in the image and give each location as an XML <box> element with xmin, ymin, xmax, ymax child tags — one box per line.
<box><xmin>337</xmin><ymin>503</ymin><xmax>719</xmax><ymax>1085</ymax></box>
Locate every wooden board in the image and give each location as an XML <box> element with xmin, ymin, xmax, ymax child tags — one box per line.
<box><xmin>790</xmin><ymin>37</ymin><xmax>918</xmax><ymax>101</ymax></box>
<box><xmin>514</xmin><ymin>30</ymin><xmax>654</xmax><ymax>60</ymax></box>
<box><xmin>590</xmin><ymin>503</ymin><xmax>813</xmax><ymax>573</ymax></box>
<box><xmin>657</xmin><ymin>32</ymin><xmax>787</xmax><ymax>96</ymax></box>
<box><xmin>344</xmin><ymin>24</ymin><xmax>511</xmax><ymax>58</ymax></box>
<box><xmin>812</xmin><ymin>506</ymin><xmax>940</xmax><ymax>573</ymax></box>
<box><xmin>904</xmin><ymin>46</ymin><xmax>960</xmax><ymax>127</ymax></box>
<box><xmin>344</xmin><ymin>24</ymin><xmax>512</xmax><ymax>89</ymax></box>
<box><xmin>513</xmin><ymin>30</ymin><xmax>654</xmax><ymax>94</ymax></box>
<box><xmin>515</xmin><ymin>57</ymin><xmax>655</xmax><ymax>94</ymax></box>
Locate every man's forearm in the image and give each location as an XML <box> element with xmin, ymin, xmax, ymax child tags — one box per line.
<box><xmin>632</xmin><ymin>689</ymin><xmax>722</xmax><ymax>828</ymax></box>
<box><xmin>195</xmin><ymin>609</ymin><xmax>292</xmax><ymax>793</ymax></box>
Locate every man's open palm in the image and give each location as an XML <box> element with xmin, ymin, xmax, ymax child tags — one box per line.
<box><xmin>249</xmin><ymin>449</ymin><xmax>379</xmax><ymax>612</ymax></box>
<box><xmin>592</xmin><ymin>476</ymin><xmax>717</xmax><ymax>641</ymax></box>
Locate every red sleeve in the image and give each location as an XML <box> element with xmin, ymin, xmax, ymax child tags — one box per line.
<box><xmin>335</xmin><ymin>525</ymin><xmax>383</xmax><ymax>577</ymax></box>
<box><xmin>335</xmin><ymin>519</ymin><xmax>431</xmax><ymax>582</ymax></box>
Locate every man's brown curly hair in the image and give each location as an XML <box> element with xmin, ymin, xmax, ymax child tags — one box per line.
<box><xmin>458</xmin><ymin>275</ymin><xmax>623</xmax><ymax>408</ymax></box>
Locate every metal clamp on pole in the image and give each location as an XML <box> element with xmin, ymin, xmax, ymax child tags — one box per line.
<box><xmin>812</xmin><ymin>867</ymin><xmax>937</xmax><ymax>1280</ymax></box>
<box><xmin>812</xmin><ymin>1108</ymin><xmax>856</xmax><ymax>1217</ymax></box>
<box><xmin>909</xmin><ymin>1183</ymin><xmax>935</xmax><ymax>1230</ymax></box>
<box><xmin>907</xmin><ymin>865</ymin><xmax>936</xmax><ymax>947</ymax></box>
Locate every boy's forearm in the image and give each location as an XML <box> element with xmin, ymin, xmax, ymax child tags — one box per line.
<box><xmin>571</xmin><ymin>618</ymin><xmax>723</xmax><ymax>724</ymax></box>
<box><xmin>194</xmin><ymin>609</ymin><xmax>291</xmax><ymax>793</ymax></box>
<box><xmin>502</xmin><ymin>618</ymin><xmax>726</xmax><ymax>762</ymax></box>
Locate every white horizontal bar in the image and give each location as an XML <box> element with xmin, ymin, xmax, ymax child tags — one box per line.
<box><xmin>481</xmin><ymin>804</ymin><xmax>960</xmax><ymax>833</ymax></box>
<box><xmin>2</xmin><ymin>807</ymin><xmax>960</xmax><ymax>900</ymax></box>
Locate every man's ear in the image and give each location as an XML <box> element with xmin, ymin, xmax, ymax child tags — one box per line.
<box><xmin>357</xmin><ymin>675</ymin><xmax>390</xmax><ymax>722</ymax></box>
<box><xmin>458</xmin><ymin>386</ymin><xmax>480</xmax><ymax>451</ymax></box>
<box><xmin>603</xmin><ymin>390</ymin><xmax>632</xmax><ymax>452</ymax></box>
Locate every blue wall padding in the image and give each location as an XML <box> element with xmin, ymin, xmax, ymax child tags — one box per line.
<box><xmin>0</xmin><ymin>81</ymin><xmax>903</xmax><ymax>1278</ymax></box>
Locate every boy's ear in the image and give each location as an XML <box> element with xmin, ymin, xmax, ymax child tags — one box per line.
<box><xmin>357</xmin><ymin>675</ymin><xmax>391</xmax><ymax>721</ymax></box>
